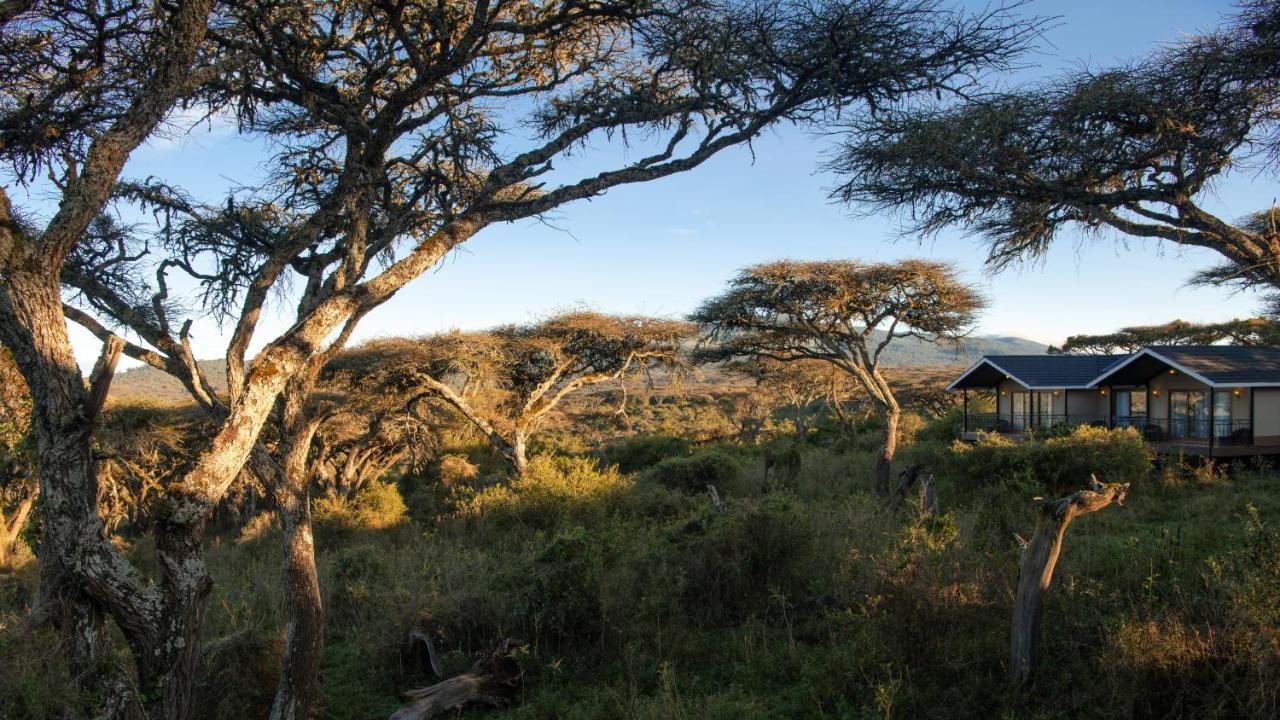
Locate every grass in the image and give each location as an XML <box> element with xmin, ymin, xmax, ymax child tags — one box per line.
<box><xmin>2</xmin><ymin>422</ymin><xmax>1278</xmax><ymax>719</ymax></box>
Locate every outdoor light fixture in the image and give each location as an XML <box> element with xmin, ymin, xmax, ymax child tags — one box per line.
<box><xmin>1169</xmin><ymin>369</ymin><xmax>1177</xmax><ymax>375</ymax></box>
<box><xmin>1100</xmin><ymin>388</ymin><xmax>1108</xmax><ymax>396</ymax></box>
<box><xmin>1234</xmin><ymin>388</ymin><xmax>1243</xmax><ymax>397</ymax></box>
<box><xmin>1053</xmin><ymin>390</ymin><xmax>1060</xmax><ymax>397</ymax></box>
<box><xmin>1152</xmin><ymin>389</ymin><xmax>1160</xmax><ymax>397</ymax></box>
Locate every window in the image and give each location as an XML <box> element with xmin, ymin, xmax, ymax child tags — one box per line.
<box><xmin>1116</xmin><ymin>388</ymin><xmax>1147</xmax><ymax>419</ymax></box>
<box><xmin>1213</xmin><ymin>392</ymin><xmax>1231</xmax><ymax>439</ymax></box>
<box><xmin>1169</xmin><ymin>391</ymin><xmax>1208</xmax><ymax>440</ymax></box>
<box><xmin>1011</xmin><ymin>392</ymin><xmax>1028</xmax><ymax>429</ymax></box>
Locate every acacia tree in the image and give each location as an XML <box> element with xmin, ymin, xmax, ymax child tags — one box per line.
<box><xmin>351</xmin><ymin>312</ymin><xmax>695</xmax><ymax>476</ymax></box>
<box><xmin>3</xmin><ymin>1</ymin><xmax>1037</xmax><ymax>715</ymax></box>
<box><xmin>693</xmin><ymin>259</ymin><xmax>984</xmax><ymax>496</ymax></box>
<box><xmin>724</xmin><ymin>357</ymin><xmax>847</xmax><ymax>440</ymax></box>
<box><xmin>1051</xmin><ymin>317</ymin><xmax>1280</xmax><ymax>354</ymax></box>
<box><xmin>831</xmin><ymin>0</ymin><xmax>1280</xmax><ymax>299</ymax></box>
<box><xmin>0</xmin><ymin>1</ymin><xmax>224</xmax><ymax>709</ymax></box>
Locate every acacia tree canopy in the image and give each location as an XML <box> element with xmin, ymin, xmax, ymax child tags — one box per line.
<box><xmin>1052</xmin><ymin>317</ymin><xmax>1280</xmax><ymax>355</ymax></box>
<box><xmin>692</xmin><ymin>258</ymin><xmax>985</xmax><ymax>495</ymax></box>
<box><xmin>830</xmin><ymin>0</ymin><xmax>1280</xmax><ymax>296</ymax></box>
<box><xmin>339</xmin><ymin>311</ymin><xmax>696</xmax><ymax>475</ymax></box>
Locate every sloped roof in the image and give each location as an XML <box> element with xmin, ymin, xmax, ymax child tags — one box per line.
<box><xmin>948</xmin><ymin>354</ymin><xmax>1128</xmax><ymax>390</ymax></box>
<box><xmin>1091</xmin><ymin>346</ymin><xmax>1280</xmax><ymax>387</ymax></box>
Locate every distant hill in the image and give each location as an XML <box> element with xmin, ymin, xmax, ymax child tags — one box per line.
<box><xmin>106</xmin><ymin>334</ymin><xmax>1046</xmax><ymax>406</ymax></box>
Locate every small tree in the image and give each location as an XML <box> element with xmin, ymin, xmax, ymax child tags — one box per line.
<box><xmin>693</xmin><ymin>259</ymin><xmax>984</xmax><ymax>496</ymax></box>
<box><xmin>354</xmin><ymin>312</ymin><xmax>694</xmax><ymax>476</ymax></box>
<box><xmin>724</xmin><ymin>357</ymin><xmax>847</xmax><ymax>440</ymax></box>
<box><xmin>831</xmin><ymin>1</ymin><xmax>1280</xmax><ymax>298</ymax></box>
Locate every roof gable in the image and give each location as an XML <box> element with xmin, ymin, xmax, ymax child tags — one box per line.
<box><xmin>948</xmin><ymin>354</ymin><xmax>1128</xmax><ymax>390</ymax></box>
<box><xmin>1091</xmin><ymin>346</ymin><xmax>1280</xmax><ymax>387</ymax></box>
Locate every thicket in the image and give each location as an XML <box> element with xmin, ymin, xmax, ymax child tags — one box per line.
<box><xmin>2</xmin><ymin>403</ymin><xmax>1277</xmax><ymax>719</ymax></box>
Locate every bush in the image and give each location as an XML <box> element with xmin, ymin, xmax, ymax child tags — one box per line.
<box><xmin>313</xmin><ymin>480</ymin><xmax>409</xmax><ymax>532</ymax></box>
<box><xmin>455</xmin><ymin>455</ymin><xmax>638</xmax><ymax>531</ymax></box>
<box><xmin>600</xmin><ymin>434</ymin><xmax>691</xmax><ymax>473</ymax></box>
<box><xmin>943</xmin><ymin>425</ymin><xmax>1151</xmax><ymax>496</ymax></box>
<box><xmin>643</xmin><ymin>449</ymin><xmax>741</xmax><ymax>494</ymax></box>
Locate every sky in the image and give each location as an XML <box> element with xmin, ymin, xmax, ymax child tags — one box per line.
<box><xmin>12</xmin><ymin>0</ymin><xmax>1270</xmax><ymax>369</ymax></box>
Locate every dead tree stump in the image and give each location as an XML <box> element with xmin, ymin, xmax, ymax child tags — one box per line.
<box><xmin>1009</xmin><ymin>476</ymin><xmax>1129</xmax><ymax>686</ymax></box>
<box><xmin>390</xmin><ymin>638</ymin><xmax>526</xmax><ymax>720</ymax></box>
<box><xmin>889</xmin><ymin>463</ymin><xmax>939</xmax><ymax>516</ymax></box>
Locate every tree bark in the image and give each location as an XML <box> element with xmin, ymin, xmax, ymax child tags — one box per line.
<box><xmin>1009</xmin><ymin>478</ymin><xmax>1130</xmax><ymax>686</ymax></box>
<box><xmin>390</xmin><ymin>638</ymin><xmax>526</xmax><ymax>720</ymax></box>
<box><xmin>269</xmin><ymin>382</ymin><xmax>325</xmax><ymax>720</ymax></box>
<box><xmin>873</xmin><ymin>408</ymin><xmax>900</xmax><ymax>497</ymax></box>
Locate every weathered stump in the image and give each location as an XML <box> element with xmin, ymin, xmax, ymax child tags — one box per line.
<box><xmin>1009</xmin><ymin>476</ymin><xmax>1129</xmax><ymax>686</ymax></box>
<box><xmin>390</xmin><ymin>638</ymin><xmax>526</xmax><ymax>720</ymax></box>
<box><xmin>889</xmin><ymin>463</ymin><xmax>939</xmax><ymax>516</ymax></box>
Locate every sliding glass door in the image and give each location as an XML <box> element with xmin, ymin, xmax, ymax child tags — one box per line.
<box><xmin>1169</xmin><ymin>391</ymin><xmax>1208</xmax><ymax>440</ymax></box>
<box><xmin>1213</xmin><ymin>392</ymin><xmax>1232</xmax><ymax>440</ymax></box>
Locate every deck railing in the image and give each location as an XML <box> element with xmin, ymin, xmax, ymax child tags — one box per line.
<box><xmin>963</xmin><ymin>413</ymin><xmax>1108</xmax><ymax>433</ymax></box>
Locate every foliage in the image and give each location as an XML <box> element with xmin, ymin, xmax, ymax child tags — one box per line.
<box><xmin>643</xmin><ymin>449</ymin><xmax>743</xmax><ymax>494</ymax></box>
<box><xmin>832</xmin><ymin>0</ymin><xmax>1280</xmax><ymax>296</ymax></box>
<box><xmin>943</xmin><ymin>425</ymin><xmax>1152</xmax><ymax>496</ymax></box>
<box><xmin>599</xmin><ymin>434</ymin><xmax>692</xmax><ymax>474</ymax></box>
<box><xmin>312</xmin><ymin>481</ymin><xmax>408</xmax><ymax>534</ymax></box>
<box><xmin>1053</xmin><ymin>317</ymin><xmax>1280</xmax><ymax>354</ymax></box>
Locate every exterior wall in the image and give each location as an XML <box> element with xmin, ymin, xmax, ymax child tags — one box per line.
<box><xmin>1254</xmin><ymin>388</ymin><xmax>1280</xmax><ymax>444</ymax></box>
<box><xmin>1065</xmin><ymin>389</ymin><xmax>1107</xmax><ymax>418</ymax></box>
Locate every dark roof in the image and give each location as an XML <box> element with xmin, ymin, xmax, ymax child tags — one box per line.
<box><xmin>949</xmin><ymin>354</ymin><xmax>1128</xmax><ymax>390</ymax></box>
<box><xmin>1092</xmin><ymin>346</ymin><xmax>1280</xmax><ymax>387</ymax></box>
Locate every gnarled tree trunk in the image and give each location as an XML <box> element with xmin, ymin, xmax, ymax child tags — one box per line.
<box><xmin>1010</xmin><ymin>478</ymin><xmax>1129</xmax><ymax>686</ymax></box>
<box><xmin>873</xmin><ymin>407</ymin><xmax>900</xmax><ymax>497</ymax></box>
<box><xmin>269</xmin><ymin>381</ymin><xmax>326</xmax><ymax>720</ymax></box>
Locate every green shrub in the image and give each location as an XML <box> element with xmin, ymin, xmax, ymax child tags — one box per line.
<box><xmin>600</xmin><ymin>434</ymin><xmax>691</xmax><ymax>473</ymax></box>
<box><xmin>313</xmin><ymin>480</ymin><xmax>408</xmax><ymax>532</ymax></box>
<box><xmin>943</xmin><ymin>425</ymin><xmax>1150</xmax><ymax>496</ymax></box>
<box><xmin>455</xmin><ymin>455</ymin><xmax>635</xmax><ymax>531</ymax></box>
<box><xmin>644</xmin><ymin>449</ymin><xmax>741</xmax><ymax>494</ymax></box>
<box><xmin>672</xmin><ymin>495</ymin><xmax>817</xmax><ymax>622</ymax></box>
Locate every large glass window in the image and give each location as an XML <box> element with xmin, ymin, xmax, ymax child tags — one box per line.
<box><xmin>1170</xmin><ymin>391</ymin><xmax>1208</xmax><ymax>439</ymax></box>
<box><xmin>1034</xmin><ymin>391</ymin><xmax>1055</xmax><ymax>428</ymax></box>
<box><xmin>1116</xmin><ymin>389</ymin><xmax>1147</xmax><ymax>419</ymax></box>
<box><xmin>1011</xmin><ymin>392</ymin><xmax>1028</xmax><ymax>429</ymax></box>
<box><xmin>1213</xmin><ymin>392</ymin><xmax>1232</xmax><ymax>439</ymax></box>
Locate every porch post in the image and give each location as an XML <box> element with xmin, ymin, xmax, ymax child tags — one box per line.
<box><xmin>1063</xmin><ymin>390</ymin><xmax>1069</xmax><ymax>425</ymax></box>
<box><xmin>963</xmin><ymin>388</ymin><xmax>969</xmax><ymax>433</ymax></box>
<box><xmin>1250</xmin><ymin>388</ymin><xmax>1256</xmax><ymax>445</ymax></box>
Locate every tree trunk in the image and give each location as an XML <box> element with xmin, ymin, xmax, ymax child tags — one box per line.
<box><xmin>269</xmin><ymin>384</ymin><xmax>325</xmax><ymax>720</ymax></box>
<box><xmin>510</xmin><ymin>432</ymin><xmax>529</xmax><ymax>478</ymax></box>
<box><xmin>138</xmin><ymin>524</ymin><xmax>213</xmax><ymax>720</ymax></box>
<box><xmin>391</xmin><ymin>638</ymin><xmax>526</xmax><ymax>720</ymax></box>
<box><xmin>1009</xmin><ymin>478</ymin><xmax>1129</xmax><ymax>686</ymax></box>
<box><xmin>873</xmin><ymin>408</ymin><xmax>900</xmax><ymax>496</ymax></box>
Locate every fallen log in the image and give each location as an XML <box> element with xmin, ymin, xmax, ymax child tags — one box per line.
<box><xmin>1009</xmin><ymin>476</ymin><xmax>1129</xmax><ymax>687</ymax></box>
<box><xmin>390</xmin><ymin>638</ymin><xmax>526</xmax><ymax>720</ymax></box>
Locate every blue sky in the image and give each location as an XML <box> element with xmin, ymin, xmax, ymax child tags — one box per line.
<box><xmin>26</xmin><ymin>0</ymin><xmax>1269</xmax><ymax>368</ymax></box>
